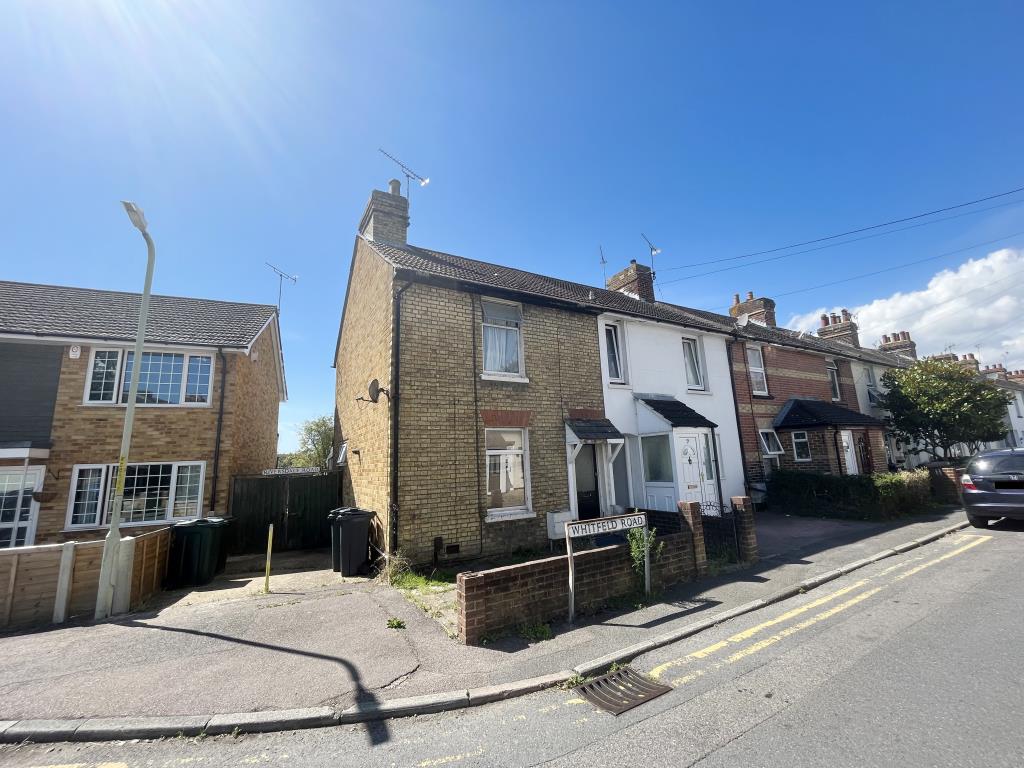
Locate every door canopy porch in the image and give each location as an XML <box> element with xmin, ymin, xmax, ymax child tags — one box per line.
<box><xmin>636</xmin><ymin>395</ymin><xmax>718</xmax><ymax>430</ymax></box>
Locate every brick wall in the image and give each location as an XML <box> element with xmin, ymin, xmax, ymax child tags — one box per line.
<box><xmin>225</xmin><ymin>323</ymin><xmax>282</xmax><ymax>485</ymax></box>
<box><xmin>335</xmin><ymin>239</ymin><xmax>395</xmax><ymax>551</ymax></box>
<box><xmin>729</xmin><ymin>340</ymin><xmax>884</xmax><ymax>482</ymax></box>
<box><xmin>395</xmin><ymin>282</ymin><xmax>606</xmax><ymax>564</ymax></box>
<box><xmin>23</xmin><ymin>328</ymin><xmax>280</xmax><ymax>544</ymax></box>
<box><xmin>457</xmin><ymin>526</ymin><xmax>698</xmax><ymax>645</ymax></box>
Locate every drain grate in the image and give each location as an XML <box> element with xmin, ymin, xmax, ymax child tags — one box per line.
<box><xmin>574</xmin><ymin>666</ymin><xmax>672</xmax><ymax>715</ymax></box>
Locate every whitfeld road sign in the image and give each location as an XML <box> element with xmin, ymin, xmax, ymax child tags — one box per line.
<box><xmin>564</xmin><ymin>511</ymin><xmax>650</xmax><ymax>623</ymax></box>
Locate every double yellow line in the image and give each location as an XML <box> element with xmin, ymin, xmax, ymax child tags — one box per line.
<box><xmin>650</xmin><ymin>535</ymin><xmax>990</xmax><ymax>687</ymax></box>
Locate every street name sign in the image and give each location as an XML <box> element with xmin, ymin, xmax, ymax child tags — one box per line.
<box><xmin>564</xmin><ymin>511</ymin><xmax>650</xmax><ymax>623</ymax></box>
<box><xmin>262</xmin><ymin>467</ymin><xmax>322</xmax><ymax>476</ymax></box>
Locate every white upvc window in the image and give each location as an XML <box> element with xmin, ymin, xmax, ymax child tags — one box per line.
<box><xmin>83</xmin><ymin>348</ymin><xmax>214</xmax><ymax>406</ymax></box>
<box><xmin>481</xmin><ymin>299</ymin><xmax>525</xmax><ymax>379</ymax></box>
<box><xmin>792</xmin><ymin>431</ymin><xmax>812</xmax><ymax>462</ymax></box>
<box><xmin>758</xmin><ymin>429</ymin><xmax>784</xmax><ymax>455</ymax></box>
<box><xmin>484</xmin><ymin>429</ymin><xmax>531</xmax><ymax>520</ymax></box>
<box><xmin>746</xmin><ymin>346</ymin><xmax>768</xmax><ymax>395</ymax></box>
<box><xmin>681</xmin><ymin>337</ymin><xmax>705</xmax><ymax>391</ymax></box>
<box><xmin>864</xmin><ymin>366</ymin><xmax>875</xmax><ymax>386</ymax></box>
<box><xmin>826</xmin><ymin>359</ymin><xmax>841</xmax><ymax>401</ymax></box>
<box><xmin>605</xmin><ymin>323</ymin><xmax>626</xmax><ymax>384</ymax></box>
<box><xmin>66</xmin><ymin>461</ymin><xmax>205</xmax><ymax>529</ymax></box>
<box><xmin>1014</xmin><ymin>394</ymin><xmax>1023</xmax><ymax>419</ymax></box>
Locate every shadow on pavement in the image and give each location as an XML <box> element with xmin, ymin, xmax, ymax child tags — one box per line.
<box><xmin>123</xmin><ymin>619</ymin><xmax>391</xmax><ymax>746</ymax></box>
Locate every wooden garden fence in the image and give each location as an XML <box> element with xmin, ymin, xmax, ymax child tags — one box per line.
<box><xmin>0</xmin><ymin>526</ymin><xmax>170</xmax><ymax>632</ymax></box>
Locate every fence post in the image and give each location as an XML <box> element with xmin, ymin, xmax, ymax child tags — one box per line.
<box><xmin>52</xmin><ymin>541</ymin><xmax>77</xmax><ymax>624</ymax></box>
<box><xmin>2</xmin><ymin>553</ymin><xmax>19</xmax><ymax>628</ymax></box>
<box><xmin>730</xmin><ymin>496</ymin><xmax>759</xmax><ymax>563</ymax></box>
<box><xmin>677</xmin><ymin>501</ymin><xmax>707</xmax><ymax>577</ymax></box>
<box><xmin>112</xmin><ymin>536</ymin><xmax>136</xmax><ymax>615</ymax></box>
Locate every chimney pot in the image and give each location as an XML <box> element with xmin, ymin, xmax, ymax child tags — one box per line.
<box><xmin>733</xmin><ymin>293</ymin><xmax>741</xmax><ymax>305</ymax></box>
<box><xmin>882</xmin><ymin>334</ymin><xmax>890</xmax><ymax>343</ymax></box>
<box><xmin>746</xmin><ymin>291</ymin><xmax>754</xmax><ymax>301</ymax></box>
<box><xmin>820</xmin><ymin>313</ymin><xmax>830</xmax><ymax>327</ymax></box>
<box><xmin>388</xmin><ymin>178</ymin><xmax>402</xmax><ymax>196</ymax></box>
<box><xmin>841</xmin><ymin>309</ymin><xmax>851</xmax><ymax>322</ymax></box>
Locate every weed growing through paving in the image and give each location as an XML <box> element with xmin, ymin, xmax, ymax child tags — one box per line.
<box><xmin>517</xmin><ymin>621</ymin><xmax>553</xmax><ymax>643</ymax></box>
<box><xmin>387</xmin><ymin>617</ymin><xmax>406</xmax><ymax>630</ymax></box>
<box><xmin>561</xmin><ymin>673</ymin><xmax>591</xmax><ymax>690</ymax></box>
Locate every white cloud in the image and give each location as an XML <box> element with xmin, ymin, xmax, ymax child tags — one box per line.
<box><xmin>786</xmin><ymin>248</ymin><xmax>1024</xmax><ymax>369</ymax></box>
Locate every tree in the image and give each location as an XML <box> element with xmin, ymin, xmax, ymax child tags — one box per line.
<box><xmin>879</xmin><ymin>359</ymin><xmax>1012</xmax><ymax>459</ymax></box>
<box><xmin>290</xmin><ymin>415</ymin><xmax>334</xmax><ymax>469</ymax></box>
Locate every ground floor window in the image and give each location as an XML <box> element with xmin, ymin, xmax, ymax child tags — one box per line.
<box><xmin>641</xmin><ymin>434</ymin><xmax>673</xmax><ymax>482</ymax></box>
<box><xmin>791</xmin><ymin>431</ymin><xmax>812</xmax><ymax>462</ymax></box>
<box><xmin>484</xmin><ymin>429</ymin><xmax>530</xmax><ymax>518</ymax></box>
<box><xmin>0</xmin><ymin>468</ymin><xmax>41</xmax><ymax>548</ymax></box>
<box><xmin>66</xmin><ymin>461</ymin><xmax>205</xmax><ymax>529</ymax></box>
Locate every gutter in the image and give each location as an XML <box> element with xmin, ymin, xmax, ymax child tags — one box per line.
<box><xmin>209</xmin><ymin>348</ymin><xmax>227</xmax><ymax>512</ymax></box>
<box><xmin>389</xmin><ymin>280</ymin><xmax>414</xmax><ymax>555</ymax></box>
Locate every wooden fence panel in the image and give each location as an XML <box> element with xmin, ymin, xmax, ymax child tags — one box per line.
<box><xmin>130</xmin><ymin>527</ymin><xmax>170</xmax><ymax>609</ymax></box>
<box><xmin>66</xmin><ymin>540</ymin><xmax>104</xmax><ymax>620</ymax></box>
<box><xmin>228</xmin><ymin>471</ymin><xmax>341</xmax><ymax>555</ymax></box>
<box><xmin>6</xmin><ymin>548</ymin><xmax>62</xmax><ymax>630</ymax></box>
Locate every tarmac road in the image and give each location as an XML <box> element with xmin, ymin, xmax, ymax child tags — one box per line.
<box><xmin>4</xmin><ymin>520</ymin><xmax>1021</xmax><ymax>768</ymax></box>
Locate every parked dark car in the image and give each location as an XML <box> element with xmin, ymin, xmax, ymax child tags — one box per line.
<box><xmin>960</xmin><ymin>449</ymin><xmax>1024</xmax><ymax>527</ymax></box>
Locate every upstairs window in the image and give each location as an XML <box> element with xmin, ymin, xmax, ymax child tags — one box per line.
<box><xmin>84</xmin><ymin>348</ymin><xmax>213</xmax><ymax>406</ymax></box>
<box><xmin>605</xmin><ymin>324</ymin><xmax>625</xmax><ymax>383</ymax></box>
<box><xmin>681</xmin><ymin>338</ymin><xmax>705</xmax><ymax>391</ymax></box>
<box><xmin>826</xmin><ymin>359</ymin><xmax>841</xmax><ymax>401</ymax></box>
<box><xmin>864</xmin><ymin>366</ymin><xmax>875</xmax><ymax>386</ymax></box>
<box><xmin>481</xmin><ymin>300</ymin><xmax>523</xmax><ymax>376</ymax></box>
<box><xmin>746</xmin><ymin>346</ymin><xmax>768</xmax><ymax>395</ymax></box>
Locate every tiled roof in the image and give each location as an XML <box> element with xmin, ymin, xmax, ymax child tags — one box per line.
<box><xmin>0</xmin><ymin>281</ymin><xmax>276</xmax><ymax>348</ymax></box>
<box><xmin>774</xmin><ymin>398</ymin><xmax>885</xmax><ymax>429</ymax></box>
<box><xmin>363</xmin><ymin>237</ymin><xmax>913</xmax><ymax>367</ymax></box>
<box><xmin>364</xmin><ymin>239</ymin><xmax>733</xmax><ymax>334</ymax></box>
<box><xmin>638</xmin><ymin>397</ymin><xmax>718</xmax><ymax>429</ymax></box>
<box><xmin>566</xmin><ymin>418</ymin><xmax>624</xmax><ymax>441</ymax></box>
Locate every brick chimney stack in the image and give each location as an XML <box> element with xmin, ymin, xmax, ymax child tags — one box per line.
<box><xmin>817</xmin><ymin>307</ymin><xmax>860</xmax><ymax>347</ymax></box>
<box><xmin>607</xmin><ymin>259</ymin><xmax>656</xmax><ymax>302</ymax></box>
<box><xmin>1008</xmin><ymin>369</ymin><xmax>1024</xmax><ymax>382</ymax></box>
<box><xmin>960</xmin><ymin>353</ymin><xmax>980</xmax><ymax>373</ymax></box>
<box><xmin>879</xmin><ymin>330</ymin><xmax>918</xmax><ymax>360</ymax></box>
<box><xmin>358</xmin><ymin>178</ymin><xmax>409</xmax><ymax>244</ymax></box>
<box><xmin>982</xmin><ymin>363</ymin><xmax>1009</xmax><ymax>380</ymax></box>
<box><xmin>729</xmin><ymin>290</ymin><xmax>777</xmax><ymax>327</ymax></box>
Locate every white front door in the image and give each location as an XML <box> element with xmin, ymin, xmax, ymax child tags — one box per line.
<box><xmin>677</xmin><ymin>435</ymin><xmax>704</xmax><ymax>504</ymax></box>
<box><xmin>0</xmin><ymin>467</ymin><xmax>43</xmax><ymax>549</ymax></box>
<box><xmin>840</xmin><ymin>430</ymin><xmax>860</xmax><ymax>475</ymax></box>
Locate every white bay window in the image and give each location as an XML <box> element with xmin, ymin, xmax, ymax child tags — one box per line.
<box><xmin>66</xmin><ymin>461</ymin><xmax>205</xmax><ymax>529</ymax></box>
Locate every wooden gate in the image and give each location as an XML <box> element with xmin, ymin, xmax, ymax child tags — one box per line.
<box><xmin>228</xmin><ymin>471</ymin><xmax>342</xmax><ymax>554</ymax></box>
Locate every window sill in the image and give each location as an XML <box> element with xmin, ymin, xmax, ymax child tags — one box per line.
<box><xmin>751</xmin><ymin>393</ymin><xmax>773</xmax><ymax>399</ymax></box>
<box><xmin>62</xmin><ymin>518</ymin><xmax>196</xmax><ymax>534</ymax></box>
<box><xmin>608</xmin><ymin>381</ymin><xmax>631</xmax><ymax>389</ymax></box>
<box><xmin>80</xmin><ymin>401</ymin><xmax>212</xmax><ymax>409</ymax></box>
<box><xmin>686</xmin><ymin>388</ymin><xmax>712</xmax><ymax>396</ymax></box>
<box><xmin>484</xmin><ymin>507</ymin><xmax>534</xmax><ymax>523</ymax></box>
<box><xmin>480</xmin><ymin>373</ymin><xmax>530</xmax><ymax>384</ymax></box>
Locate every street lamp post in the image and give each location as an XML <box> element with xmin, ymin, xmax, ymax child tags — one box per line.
<box><xmin>94</xmin><ymin>201</ymin><xmax>156</xmax><ymax>620</ymax></box>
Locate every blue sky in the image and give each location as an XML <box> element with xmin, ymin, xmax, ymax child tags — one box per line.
<box><xmin>3</xmin><ymin>1</ymin><xmax>1023</xmax><ymax>451</ymax></box>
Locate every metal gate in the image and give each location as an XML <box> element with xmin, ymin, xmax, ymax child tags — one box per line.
<box><xmin>700</xmin><ymin>500</ymin><xmax>740</xmax><ymax>563</ymax></box>
<box><xmin>227</xmin><ymin>470</ymin><xmax>342</xmax><ymax>554</ymax></box>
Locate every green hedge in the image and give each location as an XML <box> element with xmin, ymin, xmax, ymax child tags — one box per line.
<box><xmin>766</xmin><ymin>469</ymin><xmax>931</xmax><ymax>520</ymax></box>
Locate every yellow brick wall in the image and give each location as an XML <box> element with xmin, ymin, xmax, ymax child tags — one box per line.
<box><xmin>226</xmin><ymin>325</ymin><xmax>282</xmax><ymax>483</ymax></box>
<box><xmin>335</xmin><ymin>240</ymin><xmax>395</xmax><ymax>550</ymax></box>
<box><xmin>395</xmin><ymin>283</ymin><xmax>605</xmax><ymax>564</ymax></box>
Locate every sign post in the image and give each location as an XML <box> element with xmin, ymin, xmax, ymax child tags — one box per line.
<box><xmin>564</xmin><ymin>511</ymin><xmax>649</xmax><ymax>624</ymax></box>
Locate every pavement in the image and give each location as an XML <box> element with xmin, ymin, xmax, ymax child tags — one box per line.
<box><xmin>4</xmin><ymin>513</ymin><xmax>1019</xmax><ymax>767</ymax></box>
<box><xmin>0</xmin><ymin>506</ymin><xmax>966</xmax><ymax>728</ymax></box>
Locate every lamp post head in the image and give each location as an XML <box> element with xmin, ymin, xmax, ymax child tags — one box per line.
<box><xmin>121</xmin><ymin>201</ymin><xmax>148</xmax><ymax>232</ymax></box>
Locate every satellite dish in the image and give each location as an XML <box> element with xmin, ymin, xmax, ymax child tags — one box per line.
<box><xmin>368</xmin><ymin>379</ymin><xmax>381</xmax><ymax>403</ymax></box>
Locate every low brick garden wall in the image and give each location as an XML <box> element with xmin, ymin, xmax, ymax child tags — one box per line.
<box><xmin>456</xmin><ymin>506</ymin><xmax>730</xmax><ymax>645</ymax></box>
<box><xmin>928</xmin><ymin>465</ymin><xmax>962</xmax><ymax>504</ymax></box>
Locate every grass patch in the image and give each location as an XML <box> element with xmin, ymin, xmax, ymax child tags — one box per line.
<box><xmin>390</xmin><ymin>569</ymin><xmax>457</xmax><ymax>591</ymax></box>
<box><xmin>386</xmin><ymin>617</ymin><xmax>406</xmax><ymax>630</ymax></box>
<box><xmin>516</xmin><ymin>621</ymin><xmax>553</xmax><ymax>643</ymax></box>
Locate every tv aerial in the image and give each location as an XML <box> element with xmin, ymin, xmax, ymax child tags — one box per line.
<box><xmin>379</xmin><ymin>149</ymin><xmax>430</xmax><ymax>203</ymax></box>
<box><xmin>265</xmin><ymin>262</ymin><xmax>297</xmax><ymax>313</ymax></box>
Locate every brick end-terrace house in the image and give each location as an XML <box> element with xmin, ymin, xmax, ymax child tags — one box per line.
<box><xmin>335</xmin><ymin>181</ymin><xmax>750</xmax><ymax>565</ymax></box>
<box><xmin>0</xmin><ymin>281</ymin><xmax>286</xmax><ymax>549</ymax></box>
<box><xmin>724</xmin><ymin>292</ymin><xmax>909</xmax><ymax>491</ymax></box>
